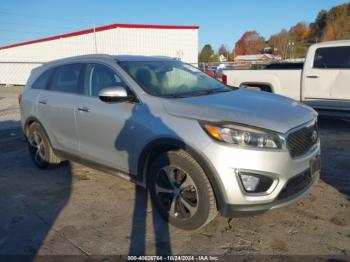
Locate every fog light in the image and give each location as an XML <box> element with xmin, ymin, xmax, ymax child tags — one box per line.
<box><xmin>238</xmin><ymin>171</ymin><xmax>274</xmax><ymax>193</ymax></box>
<box><xmin>239</xmin><ymin>173</ymin><xmax>260</xmax><ymax>192</ymax></box>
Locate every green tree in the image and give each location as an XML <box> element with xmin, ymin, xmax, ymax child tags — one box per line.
<box><xmin>199</xmin><ymin>44</ymin><xmax>214</xmax><ymax>62</ymax></box>
<box><xmin>208</xmin><ymin>54</ymin><xmax>219</xmax><ymax>63</ymax></box>
<box><xmin>289</xmin><ymin>22</ymin><xmax>309</xmax><ymax>58</ymax></box>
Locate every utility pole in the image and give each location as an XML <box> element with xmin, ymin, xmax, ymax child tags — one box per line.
<box><xmin>93</xmin><ymin>23</ymin><xmax>98</xmax><ymax>54</ymax></box>
<box><xmin>288</xmin><ymin>41</ymin><xmax>295</xmax><ymax>60</ymax></box>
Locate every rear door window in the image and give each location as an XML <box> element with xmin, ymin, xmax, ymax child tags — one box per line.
<box><xmin>313</xmin><ymin>46</ymin><xmax>350</xmax><ymax>69</ymax></box>
<box><xmin>32</xmin><ymin>68</ymin><xmax>54</xmax><ymax>89</ymax></box>
<box><xmin>50</xmin><ymin>64</ymin><xmax>83</xmax><ymax>93</ymax></box>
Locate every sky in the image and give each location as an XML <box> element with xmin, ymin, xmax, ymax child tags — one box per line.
<box><xmin>0</xmin><ymin>0</ymin><xmax>348</xmax><ymax>51</ymax></box>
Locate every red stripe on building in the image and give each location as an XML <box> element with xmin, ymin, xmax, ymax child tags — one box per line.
<box><xmin>0</xmin><ymin>23</ymin><xmax>199</xmax><ymax>50</ymax></box>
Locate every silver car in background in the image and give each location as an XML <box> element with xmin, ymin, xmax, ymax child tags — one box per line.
<box><xmin>20</xmin><ymin>55</ymin><xmax>321</xmax><ymax>230</ymax></box>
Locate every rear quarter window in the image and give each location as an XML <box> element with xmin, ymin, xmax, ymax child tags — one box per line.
<box><xmin>31</xmin><ymin>68</ymin><xmax>54</xmax><ymax>89</ymax></box>
<box><xmin>313</xmin><ymin>46</ymin><xmax>350</xmax><ymax>69</ymax></box>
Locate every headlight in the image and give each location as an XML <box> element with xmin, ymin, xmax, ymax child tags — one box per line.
<box><xmin>202</xmin><ymin>123</ymin><xmax>282</xmax><ymax>149</ymax></box>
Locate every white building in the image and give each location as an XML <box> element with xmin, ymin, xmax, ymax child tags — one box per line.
<box><xmin>219</xmin><ymin>54</ymin><xmax>227</xmax><ymax>62</ymax></box>
<box><xmin>0</xmin><ymin>23</ymin><xmax>199</xmax><ymax>85</ymax></box>
<box><xmin>234</xmin><ymin>54</ymin><xmax>278</xmax><ymax>63</ymax></box>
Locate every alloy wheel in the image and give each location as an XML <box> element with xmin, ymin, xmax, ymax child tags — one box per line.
<box><xmin>155</xmin><ymin>166</ymin><xmax>199</xmax><ymax>219</ymax></box>
<box><xmin>29</xmin><ymin>131</ymin><xmax>46</xmax><ymax>164</ymax></box>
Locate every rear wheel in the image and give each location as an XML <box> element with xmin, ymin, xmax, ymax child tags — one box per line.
<box><xmin>148</xmin><ymin>150</ymin><xmax>217</xmax><ymax>230</ymax></box>
<box><xmin>27</xmin><ymin>122</ymin><xmax>61</xmax><ymax>169</ymax></box>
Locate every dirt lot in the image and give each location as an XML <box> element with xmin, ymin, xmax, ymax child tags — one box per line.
<box><xmin>0</xmin><ymin>86</ymin><xmax>349</xmax><ymax>260</ymax></box>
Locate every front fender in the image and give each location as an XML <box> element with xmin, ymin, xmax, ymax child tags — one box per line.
<box><xmin>137</xmin><ymin>137</ymin><xmax>226</xmax><ymax>211</ymax></box>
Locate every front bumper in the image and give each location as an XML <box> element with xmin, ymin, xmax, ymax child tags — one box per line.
<box><xmin>220</xmin><ymin>171</ymin><xmax>319</xmax><ymax>217</ymax></box>
<box><xmin>202</xmin><ymin>139</ymin><xmax>321</xmax><ymax>217</ymax></box>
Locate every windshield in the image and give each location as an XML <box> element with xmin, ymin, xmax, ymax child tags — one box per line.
<box><xmin>119</xmin><ymin>60</ymin><xmax>231</xmax><ymax>98</ymax></box>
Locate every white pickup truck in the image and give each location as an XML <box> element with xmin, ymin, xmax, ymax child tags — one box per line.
<box><xmin>223</xmin><ymin>40</ymin><xmax>350</xmax><ymax>113</ymax></box>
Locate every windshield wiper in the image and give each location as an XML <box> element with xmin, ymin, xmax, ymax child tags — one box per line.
<box><xmin>160</xmin><ymin>88</ymin><xmax>233</xmax><ymax>98</ymax></box>
<box><xmin>189</xmin><ymin>88</ymin><xmax>233</xmax><ymax>96</ymax></box>
<box><xmin>159</xmin><ymin>94</ymin><xmax>187</xmax><ymax>98</ymax></box>
<box><xmin>159</xmin><ymin>90</ymin><xmax>210</xmax><ymax>98</ymax></box>
<box><xmin>208</xmin><ymin>88</ymin><xmax>232</xmax><ymax>93</ymax></box>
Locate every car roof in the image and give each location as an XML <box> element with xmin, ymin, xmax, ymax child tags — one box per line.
<box><xmin>113</xmin><ymin>55</ymin><xmax>178</xmax><ymax>62</ymax></box>
<box><xmin>43</xmin><ymin>54</ymin><xmax>178</xmax><ymax>65</ymax></box>
<box><xmin>34</xmin><ymin>54</ymin><xmax>179</xmax><ymax>74</ymax></box>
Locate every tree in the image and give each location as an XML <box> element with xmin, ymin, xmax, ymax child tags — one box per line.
<box><xmin>322</xmin><ymin>3</ymin><xmax>350</xmax><ymax>40</ymax></box>
<box><xmin>290</xmin><ymin>23</ymin><xmax>309</xmax><ymax>41</ymax></box>
<box><xmin>322</xmin><ymin>24</ymin><xmax>336</xmax><ymax>41</ymax></box>
<box><xmin>208</xmin><ymin>54</ymin><xmax>220</xmax><ymax>63</ymax></box>
<box><xmin>268</xmin><ymin>23</ymin><xmax>309</xmax><ymax>59</ymax></box>
<box><xmin>218</xmin><ymin>44</ymin><xmax>229</xmax><ymax>56</ymax></box>
<box><xmin>268</xmin><ymin>29</ymin><xmax>289</xmax><ymax>59</ymax></box>
<box><xmin>234</xmin><ymin>31</ymin><xmax>265</xmax><ymax>56</ymax></box>
<box><xmin>309</xmin><ymin>3</ymin><xmax>350</xmax><ymax>42</ymax></box>
<box><xmin>233</xmin><ymin>3</ymin><xmax>350</xmax><ymax>60</ymax></box>
<box><xmin>309</xmin><ymin>10</ymin><xmax>328</xmax><ymax>43</ymax></box>
<box><xmin>289</xmin><ymin>22</ymin><xmax>309</xmax><ymax>58</ymax></box>
<box><xmin>199</xmin><ymin>44</ymin><xmax>214</xmax><ymax>62</ymax></box>
<box><xmin>228</xmin><ymin>49</ymin><xmax>235</xmax><ymax>61</ymax></box>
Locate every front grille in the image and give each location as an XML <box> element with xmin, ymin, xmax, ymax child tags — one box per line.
<box><xmin>277</xmin><ymin>170</ymin><xmax>313</xmax><ymax>200</ymax></box>
<box><xmin>287</xmin><ymin>122</ymin><xmax>318</xmax><ymax>157</ymax></box>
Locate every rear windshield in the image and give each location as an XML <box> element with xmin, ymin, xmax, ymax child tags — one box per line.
<box><xmin>119</xmin><ymin>61</ymin><xmax>231</xmax><ymax>98</ymax></box>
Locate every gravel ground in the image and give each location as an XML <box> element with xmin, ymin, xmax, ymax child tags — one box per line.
<box><xmin>0</xmin><ymin>85</ymin><xmax>22</xmax><ymax>130</ymax></box>
<box><xmin>0</xmin><ymin>86</ymin><xmax>349</xmax><ymax>260</ymax></box>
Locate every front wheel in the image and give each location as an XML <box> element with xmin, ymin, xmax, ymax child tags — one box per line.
<box><xmin>148</xmin><ymin>150</ymin><xmax>217</xmax><ymax>230</ymax></box>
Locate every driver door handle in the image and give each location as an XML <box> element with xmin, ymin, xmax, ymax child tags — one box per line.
<box><xmin>77</xmin><ymin>106</ymin><xmax>90</xmax><ymax>112</ymax></box>
<box><xmin>38</xmin><ymin>100</ymin><xmax>47</xmax><ymax>105</ymax></box>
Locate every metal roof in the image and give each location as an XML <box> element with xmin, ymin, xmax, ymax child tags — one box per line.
<box><xmin>0</xmin><ymin>23</ymin><xmax>199</xmax><ymax>50</ymax></box>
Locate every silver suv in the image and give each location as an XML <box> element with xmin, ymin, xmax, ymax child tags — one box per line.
<box><xmin>20</xmin><ymin>55</ymin><xmax>321</xmax><ymax>230</ymax></box>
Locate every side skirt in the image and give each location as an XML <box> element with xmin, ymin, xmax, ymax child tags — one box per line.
<box><xmin>54</xmin><ymin>149</ymin><xmax>146</xmax><ymax>188</ymax></box>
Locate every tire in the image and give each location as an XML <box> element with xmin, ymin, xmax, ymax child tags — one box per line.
<box><xmin>27</xmin><ymin>122</ymin><xmax>61</xmax><ymax>169</ymax></box>
<box><xmin>148</xmin><ymin>150</ymin><xmax>217</xmax><ymax>230</ymax></box>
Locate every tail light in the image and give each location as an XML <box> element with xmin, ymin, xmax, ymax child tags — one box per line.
<box><xmin>206</xmin><ymin>71</ymin><xmax>215</xmax><ymax>78</ymax></box>
<box><xmin>221</xmin><ymin>74</ymin><xmax>227</xmax><ymax>85</ymax></box>
<box><xmin>18</xmin><ymin>94</ymin><xmax>22</xmax><ymax>104</ymax></box>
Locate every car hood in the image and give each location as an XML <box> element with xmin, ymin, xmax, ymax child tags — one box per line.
<box><xmin>162</xmin><ymin>89</ymin><xmax>317</xmax><ymax>134</ymax></box>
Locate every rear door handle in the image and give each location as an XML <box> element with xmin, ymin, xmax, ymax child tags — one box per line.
<box><xmin>77</xmin><ymin>106</ymin><xmax>90</xmax><ymax>112</ymax></box>
<box><xmin>306</xmin><ymin>75</ymin><xmax>319</xmax><ymax>79</ymax></box>
<box><xmin>38</xmin><ymin>100</ymin><xmax>47</xmax><ymax>105</ymax></box>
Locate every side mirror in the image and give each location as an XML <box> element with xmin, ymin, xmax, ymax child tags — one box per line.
<box><xmin>98</xmin><ymin>86</ymin><xmax>131</xmax><ymax>102</ymax></box>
